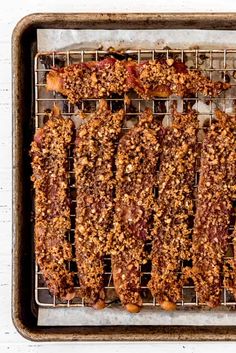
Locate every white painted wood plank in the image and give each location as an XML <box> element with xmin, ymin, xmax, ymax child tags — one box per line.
<box><xmin>1</xmin><ymin>0</ymin><xmax>236</xmax><ymax>351</ymax></box>
<box><xmin>2</xmin><ymin>342</ymin><xmax>236</xmax><ymax>353</ymax></box>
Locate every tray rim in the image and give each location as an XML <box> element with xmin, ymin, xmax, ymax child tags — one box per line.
<box><xmin>12</xmin><ymin>12</ymin><xmax>236</xmax><ymax>342</ymax></box>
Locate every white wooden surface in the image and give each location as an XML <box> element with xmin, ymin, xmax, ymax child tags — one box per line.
<box><xmin>1</xmin><ymin>0</ymin><xmax>236</xmax><ymax>351</ymax></box>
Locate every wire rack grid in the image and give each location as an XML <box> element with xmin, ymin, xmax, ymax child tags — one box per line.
<box><xmin>34</xmin><ymin>48</ymin><xmax>236</xmax><ymax>309</ymax></box>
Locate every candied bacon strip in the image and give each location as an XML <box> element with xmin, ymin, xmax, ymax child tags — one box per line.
<box><xmin>135</xmin><ymin>59</ymin><xmax>229</xmax><ymax>98</ymax></box>
<box><xmin>30</xmin><ymin>106</ymin><xmax>75</xmax><ymax>300</ymax></box>
<box><xmin>46</xmin><ymin>58</ymin><xmax>230</xmax><ymax>103</ymax></box>
<box><xmin>74</xmin><ymin>100</ymin><xmax>124</xmax><ymax>309</ymax></box>
<box><xmin>223</xmin><ymin>221</ymin><xmax>236</xmax><ymax>300</ymax></box>
<box><xmin>111</xmin><ymin>109</ymin><xmax>163</xmax><ymax>313</ymax></box>
<box><xmin>148</xmin><ymin>108</ymin><xmax>198</xmax><ymax>310</ymax></box>
<box><xmin>47</xmin><ymin>58</ymin><xmax>129</xmax><ymax>104</ymax></box>
<box><xmin>222</xmin><ymin>114</ymin><xmax>236</xmax><ymax>302</ymax></box>
<box><xmin>192</xmin><ymin>110</ymin><xmax>236</xmax><ymax>307</ymax></box>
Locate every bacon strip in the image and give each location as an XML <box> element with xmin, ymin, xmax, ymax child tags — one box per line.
<box><xmin>46</xmin><ymin>58</ymin><xmax>230</xmax><ymax>103</ymax></box>
<box><xmin>74</xmin><ymin>100</ymin><xmax>124</xmax><ymax>309</ymax></box>
<box><xmin>30</xmin><ymin>106</ymin><xmax>75</xmax><ymax>300</ymax></box>
<box><xmin>111</xmin><ymin>109</ymin><xmax>163</xmax><ymax>313</ymax></box>
<box><xmin>192</xmin><ymin>110</ymin><xmax>236</xmax><ymax>307</ymax></box>
<box><xmin>224</xmin><ymin>222</ymin><xmax>236</xmax><ymax>299</ymax></box>
<box><xmin>148</xmin><ymin>109</ymin><xmax>198</xmax><ymax>310</ymax></box>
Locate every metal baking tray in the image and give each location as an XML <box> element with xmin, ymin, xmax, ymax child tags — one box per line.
<box><xmin>12</xmin><ymin>13</ymin><xmax>236</xmax><ymax>341</ymax></box>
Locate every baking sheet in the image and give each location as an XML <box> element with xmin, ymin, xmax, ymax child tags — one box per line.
<box><xmin>37</xmin><ymin>28</ymin><xmax>236</xmax><ymax>326</ymax></box>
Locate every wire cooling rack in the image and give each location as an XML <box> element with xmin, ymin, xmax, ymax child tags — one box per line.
<box><xmin>34</xmin><ymin>49</ymin><xmax>236</xmax><ymax>308</ymax></box>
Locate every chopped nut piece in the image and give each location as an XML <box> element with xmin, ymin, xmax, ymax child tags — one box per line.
<box><xmin>125</xmin><ymin>164</ymin><xmax>134</xmax><ymax>173</ymax></box>
<box><xmin>166</xmin><ymin>58</ymin><xmax>174</xmax><ymax>66</ymax></box>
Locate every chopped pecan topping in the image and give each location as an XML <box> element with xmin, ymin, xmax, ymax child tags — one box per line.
<box><xmin>148</xmin><ymin>108</ymin><xmax>198</xmax><ymax>308</ymax></box>
<box><xmin>192</xmin><ymin>110</ymin><xmax>236</xmax><ymax>307</ymax></box>
<box><xmin>74</xmin><ymin>100</ymin><xmax>124</xmax><ymax>307</ymax></box>
<box><xmin>46</xmin><ymin>58</ymin><xmax>230</xmax><ymax>103</ymax></box>
<box><xmin>30</xmin><ymin>106</ymin><xmax>75</xmax><ymax>300</ymax></box>
<box><xmin>111</xmin><ymin>109</ymin><xmax>163</xmax><ymax>311</ymax></box>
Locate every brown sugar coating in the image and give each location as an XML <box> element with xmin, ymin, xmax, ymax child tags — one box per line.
<box><xmin>74</xmin><ymin>100</ymin><xmax>124</xmax><ymax>307</ymax></box>
<box><xmin>148</xmin><ymin>109</ymin><xmax>198</xmax><ymax>308</ymax></box>
<box><xmin>30</xmin><ymin>106</ymin><xmax>75</xmax><ymax>300</ymax></box>
<box><xmin>111</xmin><ymin>109</ymin><xmax>163</xmax><ymax>311</ymax></box>
<box><xmin>224</xmin><ymin>221</ymin><xmax>236</xmax><ymax>299</ymax></box>
<box><xmin>192</xmin><ymin>110</ymin><xmax>236</xmax><ymax>307</ymax></box>
<box><xmin>46</xmin><ymin>58</ymin><xmax>230</xmax><ymax>103</ymax></box>
<box><xmin>222</xmin><ymin>113</ymin><xmax>236</xmax><ymax>302</ymax></box>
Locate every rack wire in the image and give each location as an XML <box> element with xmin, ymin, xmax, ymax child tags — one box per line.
<box><xmin>34</xmin><ymin>49</ymin><xmax>236</xmax><ymax>309</ymax></box>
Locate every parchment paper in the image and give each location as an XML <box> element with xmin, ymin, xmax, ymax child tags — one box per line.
<box><xmin>38</xmin><ymin>306</ymin><xmax>236</xmax><ymax>326</ymax></box>
<box><xmin>38</xmin><ymin>29</ymin><xmax>236</xmax><ymax>51</ymax></box>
